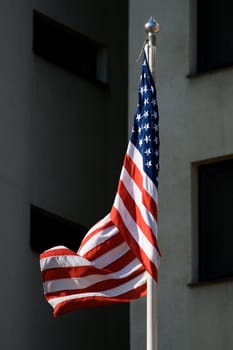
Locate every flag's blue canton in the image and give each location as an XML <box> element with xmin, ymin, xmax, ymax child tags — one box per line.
<box><xmin>131</xmin><ymin>54</ymin><xmax>160</xmax><ymax>187</ymax></box>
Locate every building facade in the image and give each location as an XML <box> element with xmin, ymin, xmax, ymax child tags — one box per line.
<box><xmin>0</xmin><ymin>1</ymin><xmax>129</xmax><ymax>349</ymax></box>
<box><xmin>1</xmin><ymin>0</ymin><xmax>233</xmax><ymax>349</ymax></box>
<box><xmin>129</xmin><ymin>1</ymin><xmax>233</xmax><ymax>350</ymax></box>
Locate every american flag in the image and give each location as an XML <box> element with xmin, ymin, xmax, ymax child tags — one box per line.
<box><xmin>40</xmin><ymin>52</ymin><xmax>160</xmax><ymax>316</ymax></box>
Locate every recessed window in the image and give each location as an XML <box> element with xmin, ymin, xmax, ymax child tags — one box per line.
<box><xmin>198</xmin><ymin>158</ymin><xmax>233</xmax><ymax>282</ymax></box>
<box><xmin>30</xmin><ymin>205</ymin><xmax>87</xmax><ymax>253</ymax></box>
<box><xmin>197</xmin><ymin>0</ymin><xmax>233</xmax><ymax>73</ymax></box>
<box><xmin>33</xmin><ymin>10</ymin><xmax>108</xmax><ymax>83</ymax></box>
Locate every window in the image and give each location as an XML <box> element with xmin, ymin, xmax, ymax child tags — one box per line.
<box><xmin>197</xmin><ymin>0</ymin><xmax>233</xmax><ymax>73</ymax></box>
<box><xmin>33</xmin><ymin>10</ymin><xmax>108</xmax><ymax>83</ymax></box>
<box><xmin>198</xmin><ymin>158</ymin><xmax>233</xmax><ymax>282</ymax></box>
<box><xmin>30</xmin><ymin>205</ymin><xmax>87</xmax><ymax>253</ymax></box>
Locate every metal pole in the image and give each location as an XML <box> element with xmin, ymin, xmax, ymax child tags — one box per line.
<box><xmin>144</xmin><ymin>17</ymin><xmax>160</xmax><ymax>350</ymax></box>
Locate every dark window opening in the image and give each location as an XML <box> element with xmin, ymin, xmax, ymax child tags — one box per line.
<box><xmin>33</xmin><ymin>10</ymin><xmax>107</xmax><ymax>83</ymax></box>
<box><xmin>198</xmin><ymin>158</ymin><xmax>233</xmax><ymax>282</ymax></box>
<box><xmin>30</xmin><ymin>205</ymin><xmax>87</xmax><ymax>253</ymax></box>
<box><xmin>197</xmin><ymin>0</ymin><xmax>233</xmax><ymax>73</ymax></box>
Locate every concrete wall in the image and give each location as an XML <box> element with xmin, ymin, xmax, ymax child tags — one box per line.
<box><xmin>129</xmin><ymin>1</ymin><xmax>233</xmax><ymax>349</ymax></box>
<box><xmin>0</xmin><ymin>1</ymin><xmax>129</xmax><ymax>349</ymax></box>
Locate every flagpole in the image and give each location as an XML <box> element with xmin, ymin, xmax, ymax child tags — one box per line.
<box><xmin>144</xmin><ymin>17</ymin><xmax>160</xmax><ymax>350</ymax></box>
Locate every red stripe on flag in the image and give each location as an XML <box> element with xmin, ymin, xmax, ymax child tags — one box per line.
<box><xmin>82</xmin><ymin>232</ymin><xmax>124</xmax><ymax>261</ymax></box>
<box><xmin>123</xmin><ymin>154</ymin><xmax>158</xmax><ymax>220</ymax></box>
<box><xmin>111</xmin><ymin>207</ymin><xmax>158</xmax><ymax>281</ymax></box>
<box><xmin>40</xmin><ymin>248</ymin><xmax>77</xmax><ymax>259</ymax></box>
<box><xmin>42</xmin><ymin>265</ymin><xmax>109</xmax><ymax>282</ymax></box>
<box><xmin>142</xmin><ymin>191</ymin><xmax>158</xmax><ymax>223</ymax></box>
<box><xmin>79</xmin><ymin>219</ymin><xmax>113</xmax><ymax>250</ymax></box>
<box><xmin>53</xmin><ymin>283</ymin><xmax>147</xmax><ymax>316</ymax></box>
<box><xmin>117</xmin><ymin>179</ymin><xmax>160</xmax><ymax>253</ymax></box>
<box><xmin>45</xmin><ymin>266</ymin><xmax>145</xmax><ymax>300</ymax></box>
<box><xmin>123</xmin><ymin>154</ymin><xmax>143</xmax><ymax>188</ymax></box>
<box><xmin>104</xmin><ymin>249</ymin><xmax>136</xmax><ymax>272</ymax></box>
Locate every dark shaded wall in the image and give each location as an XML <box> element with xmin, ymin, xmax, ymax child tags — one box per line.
<box><xmin>0</xmin><ymin>1</ymin><xmax>129</xmax><ymax>349</ymax></box>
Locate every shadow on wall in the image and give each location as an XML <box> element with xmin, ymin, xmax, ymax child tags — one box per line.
<box><xmin>30</xmin><ymin>205</ymin><xmax>87</xmax><ymax>253</ymax></box>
